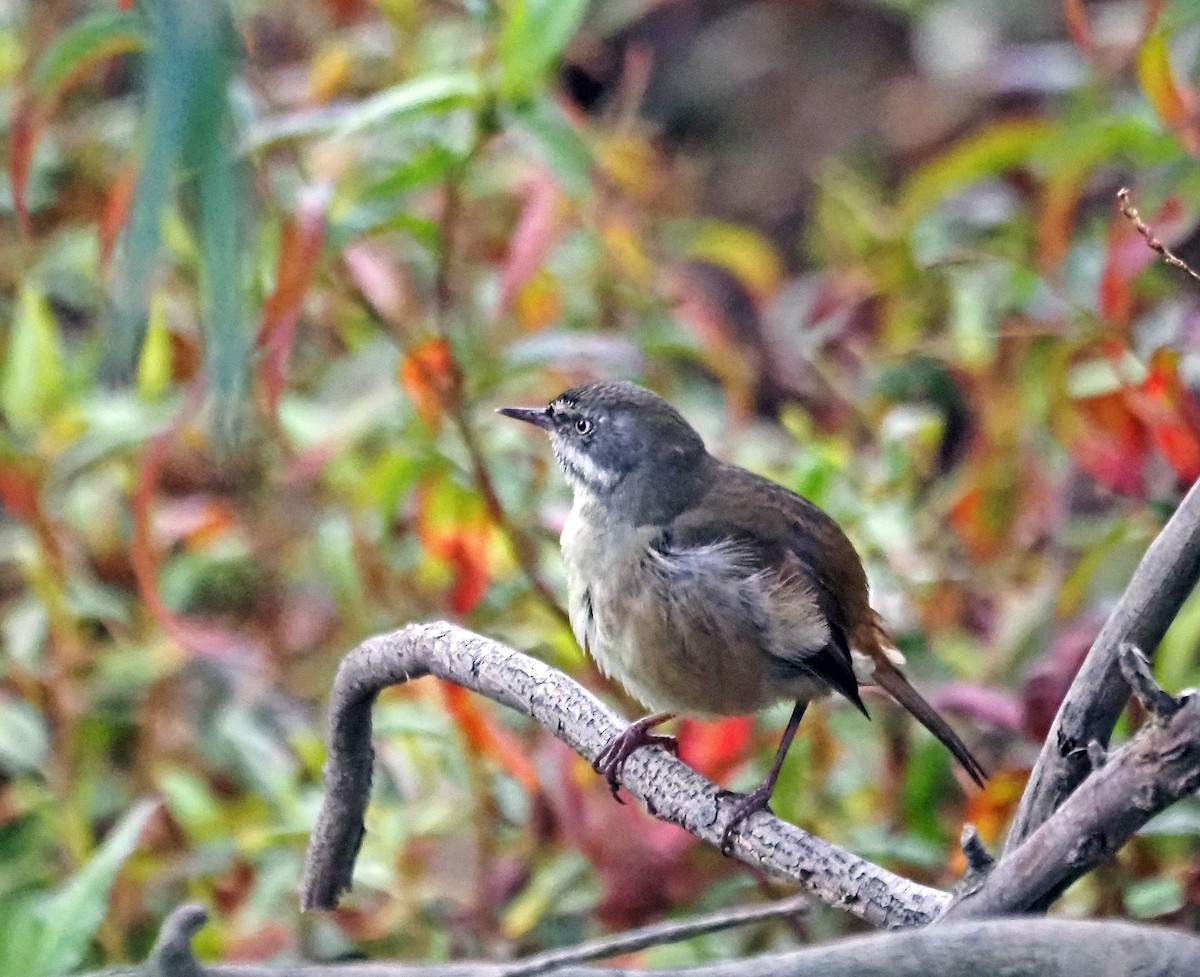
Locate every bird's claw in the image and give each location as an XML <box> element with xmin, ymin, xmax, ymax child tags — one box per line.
<box><xmin>718</xmin><ymin>785</ymin><xmax>775</xmax><ymax>856</ymax></box>
<box><xmin>593</xmin><ymin>719</ymin><xmax>678</xmax><ymax>800</ymax></box>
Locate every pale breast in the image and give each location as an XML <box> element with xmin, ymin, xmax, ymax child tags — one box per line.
<box><xmin>561</xmin><ymin>507</ymin><xmax>831</xmax><ymax>716</ymax></box>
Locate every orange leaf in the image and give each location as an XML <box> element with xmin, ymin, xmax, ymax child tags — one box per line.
<box><xmin>416</xmin><ymin>478</ymin><xmax>493</xmax><ymax>613</ymax></box>
<box><xmin>494</xmin><ymin>169</ymin><xmax>564</xmax><ymax>321</ymax></box>
<box><xmin>99</xmin><ymin>163</ymin><xmax>139</xmax><ymax>268</ymax></box>
<box><xmin>256</xmin><ymin>185</ymin><xmax>329</xmax><ymax>417</ymax></box>
<box><xmin>947</xmin><ymin>483</ymin><xmax>1013</xmax><ymax>561</ymax></box>
<box><xmin>399</xmin><ymin>337</ymin><xmax>461</xmax><ymax>428</ymax></box>
<box><xmin>444</xmin><ymin>684</ymin><xmax>539</xmax><ymax>792</ymax></box>
<box><xmin>1038</xmin><ymin>172</ymin><xmax>1085</xmax><ymax>272</ymax></box>
<box><xmin>950</xmin><ymin>767</ymin><xmax>1028</xmax><ymax>873</ymax></box>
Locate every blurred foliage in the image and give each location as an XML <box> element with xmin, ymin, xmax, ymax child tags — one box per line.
<box><xmin>4</xmin><ymin>0</ymin><xmax>1200</xmax><ymax>971</ymax></box>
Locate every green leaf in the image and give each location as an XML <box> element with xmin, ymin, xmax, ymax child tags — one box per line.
<box><xmin>0</xmin><ymin>696</ymin><xmax>49</xmax><ymax>774</ymax></box>
<box><xmin>1126</xmin><ymin>876</ymin><xmax>1184</xmax><ymax>919</ymax></box>
<box><xmin>497</xmin><ymin>0</ymin><xmax>588</xmax><ymax>101</ymax></box>
<box><xmin>898</xmin><ymin>118</ymin><xmax>1053</xmax><ymax>227</ymax></box>
<box><xmin>30</xmin><ymin>799</ymin><xmax>158</xmax><ymax>977</ymax></box>
<box><xmin>335</xmin><ymin>72</ymin><xmax>484</xmax><ymax>137</ymax></box>
<box><xmin>502</xmin><ymin>99</ymin><xmax>592</xmax><ymax>196</ymax></box>
<box><xmin>1</xmin><ymin>284</ymin><xmax>66</xmax><ymax>433</ymax></box>
<box><xmin>31</xmin><ymin>9</ymin><xmax>147</xmax><ymax>102</ymax></box>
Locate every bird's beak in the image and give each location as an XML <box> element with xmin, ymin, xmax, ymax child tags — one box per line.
<box><xmin>497</xmin><ymin>405</ymin><xmax>553</xmax><ymax>430</ymax></box>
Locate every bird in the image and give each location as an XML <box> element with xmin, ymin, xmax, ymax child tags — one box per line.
<box><xmin>499</xmin><ymin>380</ymin><xmax>985</xmax><ymax>853</ymax></box>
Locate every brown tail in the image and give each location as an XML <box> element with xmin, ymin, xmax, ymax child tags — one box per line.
<box><xmin>871</xmin><ymin>657</ymin><xmax>987</xmax><ymax>788</ymax></box>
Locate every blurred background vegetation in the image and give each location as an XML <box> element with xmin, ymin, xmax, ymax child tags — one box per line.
<box><xmin>5</xmin><ymin>0</ymin><xmax>1200</xmax><ymax>971</ymax></box>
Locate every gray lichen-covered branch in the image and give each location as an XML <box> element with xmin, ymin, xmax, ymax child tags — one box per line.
<box><xmin>298</xmin><ymin>621</ymin><xmax>947</xmax><ymax>928</ymax></box>
<box><xmin>946</xmin><ymin>645</ymin><xmax>1200</xmax><ymax>917</ymax></box>
<box><xmin>300</xmin><ymin>620</ymin><xmax>1200</xmax><ymax>930</ymax></box>
<box><xmin>77</xmin><ymin>904</ymin><xmax>1200</xmax><ymax>977</ymax></box>
<box><xmin>1004</xmin><ymin>474</ymin><xmax>1200</xmax><ymax>851</ymax></box>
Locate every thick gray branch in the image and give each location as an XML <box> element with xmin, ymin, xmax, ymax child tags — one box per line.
<box><xmin>79</xmin><ymin>907</ymin><xmax>1200</xmax><ymax>977</ymax></box>
<box><xmin>945</xmin><ymin>686</ymin><xmax>1200</xmax><ymax>917</ymax></box>
<box><xmin>1005</xmin><ymin>476</ymin><xmax>1200</xmax><ymax>852</ymax></box>
<box><xmin>299</xmin><ymin>622</ymin><xmax>948</xmax><ymax>928</ymax></box>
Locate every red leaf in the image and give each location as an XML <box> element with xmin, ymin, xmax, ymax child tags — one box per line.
<box><xmin>1127</xmin><ymin>347</ymin><xmax>1200</xmax><ymax>482</ymax></box>
<box><xmin>541</xmin><ymin>742</ymin><xmax>704</xmax><ymax>929</ymax></box>
<box><xmin>343</xmin><ymin>243</ymin><xmax>411</xmax><ymax>329</ymax></box>
<box><xmin>0</xmin><ymin>459</ymin><xmax>41</xmax><ymax>519</ymax></box>
<box><xmin>1063</xmin><ymin>0</ymin><xmax>1093</xmax><ymax>54</ymax></box>
<box><xmin>1067</xmin><ymin>392</ymin><xmax>1148</xmax><ymax>495</ymax></box>
<box><xmin>1099</xmin><ymin>195</ymin><xmax>1183</xmax><ymax>325</ymax></box>
<box><xmin>494</xmin><ymin>169</ymin><xmax>564</xmax><ymax>322</ymax></box>
<box><xmin>9</xmin><ymin>94</ymin><xmax>41</xmax><ymax>236</ymax></box>
<box><xmin>1020</xmin><ymin>615</ymin><xmax>1102</xmax><ymax>740</ymax></box>
<box><xmin>931</xmin><ymin>683</ymin><xmax>1023</xmax><ymax>732</ymax></box>
<box><xmin>677</xmin><ymin>717</ymin><xmax>754</xmax><ymax>782</ymax></box>
<box><xmin>443</xmin><ymin>684</ymin><xmax>539</xmax><ymax>792</ymax></box>
<box><xmin>256</xmin><ymin>184</ymin><xmax>329</xmax><ymax>417</ymax></box>
<box><xmin>131</xmin><ymin>399</ymin><xmax>258</xmax><ymax>657</ymax></box>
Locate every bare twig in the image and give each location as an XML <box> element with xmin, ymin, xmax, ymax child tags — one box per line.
<box><xmin>1004</xmin><ymin>474</ymin><xmax>1200</xmax><ymax>852</ymax></box>
<box><xmin>1118</xmin><ymin>643</ymin><xmax>1180</xmax><ymax>720</ymax></box>
<box><xmin>503</xmin><ymin>895</ymin><xmax>809</xmax><ymax>976</ymax></box>
<box><xmin>945</xmin><ymin>680</ymin><xmax>1200</xmax><ymax>917</ymax></box>
<box><xmin>959</xmin><ymin>825</ymin><xmax>993</xmax><ymax>875</ymax></box>
<box><xmin>1117</xmin><ymin>187</ymin><xmax>1200</xmax><ymax>285</ymax></box>
<box><xmin>147</xmin><ymin>903</ymin><xmax>207</xmax><ymax>977</ymax></box>
<box><xmin>299</xmin><ymin>622</ymin><xmax>949</xmax><ymax>928</ymax></box>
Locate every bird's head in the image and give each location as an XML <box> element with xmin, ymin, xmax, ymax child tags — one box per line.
<box><xmin>499</xmin><ymin>381</ymin><xmax>709</xmax><ymax>514</ymax></box>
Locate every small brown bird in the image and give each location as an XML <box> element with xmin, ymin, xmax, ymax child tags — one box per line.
<box><xmin>500</xmin><ymin>381</ymin><xmax>985</xmax><ymax>852</ymax></box>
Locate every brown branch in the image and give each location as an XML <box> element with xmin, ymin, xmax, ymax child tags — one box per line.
<box><xmin>1003</xmin><ymin>473</ymin><xmax>1200</xmax><ymax>851</ymax></box>
<box><xmin>299</xmin><ymin>621</ymin><xmax>949</xmax><ymax>928</ymax></box>
<box><xmin>1117</xmin><ymin>187</ymin><xmax>1200</xmax><ymax>285</ymax></box>
<box><xmin>945</xmin><ymin>665</ymin><xmax>1200</xmax><ymax>917</ymax></box>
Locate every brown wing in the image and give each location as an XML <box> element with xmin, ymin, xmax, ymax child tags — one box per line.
<box><xmin>661</xmin><ymin>466</ymin><xmax>868</xmax><ymax>716</ymax></box>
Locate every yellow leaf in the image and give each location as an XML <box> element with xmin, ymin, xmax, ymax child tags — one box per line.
<box><xmin>685</xmin><ymin>220</ymin><xmax>783</xmax><ymax>300</ymax></box>
<box><xmin>1</xmin><ymin>285</ymin><xmax>65</xmax><ymax>433</ymax></box>
<box><xmin>898</xmin><ymin>119</ymin><xmax>1053</xmax><ymax>226</ymax></box>
<box><xmin>602</xmin><ymin>218</ymin><xmax>652</xmax><ymax>283</ymax></box>
<box><xmin>308</xmin><ymin>43</ymin><xmax>354</xmax><ymax>104</ymax></box>
<box><xmin>137</xmin><ymin>294</ymin><xmax>173</xmax><ymax>400</ymax></box>
<box><xmin>1137</xmin><ymin>32</ymin><xmax>1194</xmax><ymax>148</ymax></box>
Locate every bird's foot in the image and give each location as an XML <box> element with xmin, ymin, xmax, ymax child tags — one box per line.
<box><xmin>718</xmin><ymin>783</ymin><xmax>775</xmax><ymax>856</ymax></box>
<box><xmin>593</xmin><ymin>713</ymin><xmax>677</xmax><ymax>803</ymax></box>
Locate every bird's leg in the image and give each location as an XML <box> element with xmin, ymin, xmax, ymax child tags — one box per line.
<box><xmin>593</xmin><ymin>712</ymin><xmax>678</xmax><ymax>802</ymax></box>
<box><xmin>719</xmin><ymin>700</ymin><xmax>807</xmax><ymax>855</ymax></box>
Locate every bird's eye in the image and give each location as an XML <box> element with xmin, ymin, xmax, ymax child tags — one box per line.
<box><xmin>574</xmin><ymin>417</ymin><xmax>593</xmax><ymax>435</ymax></box>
